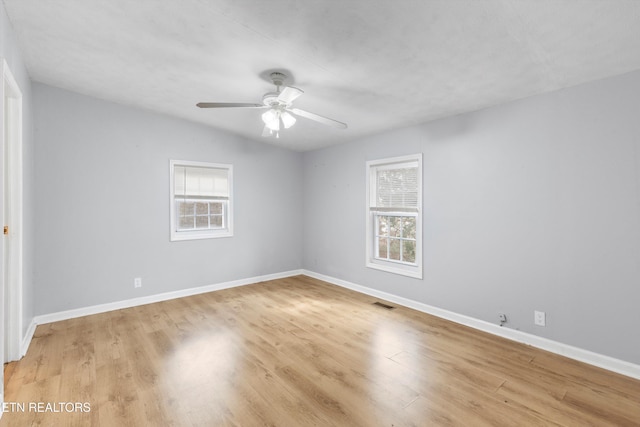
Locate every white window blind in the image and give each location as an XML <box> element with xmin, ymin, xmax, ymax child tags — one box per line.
<box><xmin>375</xmin><ymin>166</ymin><xmax>418</xmax><ymax>211</ymax></box>
<box><xmin>174</xmin><ymin>166</ymin><xmax>229</xmax><ymax>199</ymax></box>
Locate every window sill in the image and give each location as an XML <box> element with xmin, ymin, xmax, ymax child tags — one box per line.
<box><xmin>170</xmin><ymin>230</ymin><xmax>233</xmax><ymax>241</ymax></box>
<box><xmin>366</xmin><ymin>260</ymin><xmax>423</xmax><ymax>279</ymax></box>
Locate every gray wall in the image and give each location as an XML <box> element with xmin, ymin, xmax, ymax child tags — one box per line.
<box><xmin>303</xmin><ymin>70</ymin><xmax>640</xmax><ymax>365</ymax></box>
<box><xmin>34</xmin><ymin>84</ymin><xmax>303</xmax><ymax>314</ymax></box>
<box><xmin>1</xmin><ymin>4</ymin><xmax>35</xmax><ymax>341</ymax></box>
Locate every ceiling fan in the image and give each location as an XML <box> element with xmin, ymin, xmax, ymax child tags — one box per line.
<box><xmin>197</xmin><ymin>72</ymin><xmax>348</xmax><ymax>138</ymax></box>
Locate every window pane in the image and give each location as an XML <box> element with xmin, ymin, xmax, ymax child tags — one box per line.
<box><xmin>195</xmin><ymin>215</ymin><xmax>209</xmax><ymax>228</ymax></box>
<box><xmin>179</xmin><ymin>216</ymin><xmax>194</xmax><ymax>229</ymax></box>
<box><xmin>195</xmin><ymin>202</ymin><xmax>209</xmax><ymax>215</ymax></box>
<box><xmin>403</xmin><ymin>217</ymin><xmax>416</xmax><ymax>239</ymax></box>
<box><xmin>388</xmin><ymin>216</ymin><xmax>400</xmax><ymax>237</ymax></box>
<box><xmin>377</xmin><ymin>216</ymin><xmax>388</xmax><ymax>237</ymax></box>
<box><xmin>403</xmin><ymin>240</ymin><xmax>416</xmax><ymax>263</ymax></box>
<box><xmin>389</xmin><ymin>239</ymin><xmax>401</xmax><ymax>261</ymax></box>
<box><xmin>178</xmin><ymin>202</ymin><xmax>194</xmax><ymax>216</ymax></box>
<box><xmin>210</xmin><ymin>215</ymin><xmax>223</xmax><ymax>228</ymax></box>
<box><xmin>378</xmin><ymin>238</ymin><xmax>388</xmax><ymax>258</ymax></box>
<box><xmin>210</xmin><ymin>202</ymin><xmax>222</xmax><ymax>215</ymax></box>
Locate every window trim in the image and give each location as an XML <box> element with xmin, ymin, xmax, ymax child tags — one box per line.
<box><xmin>366</xmin><ymin>154</ymin><xmax>423</xmax><ymax>279</ymax></box>
<box><xmin>169</xmin><ymin>159</ymin><xmax>233</xmax><ymax>241</ymax></box>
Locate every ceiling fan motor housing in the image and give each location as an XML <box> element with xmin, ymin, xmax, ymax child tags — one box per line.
<box><xmin>262</xmin><ymin>92</ymin><xmax>288</xmax><ymax>108</ymax></box>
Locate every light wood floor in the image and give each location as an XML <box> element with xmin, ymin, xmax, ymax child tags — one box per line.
<box><xmin>2</xmin><ymin>275</ymin><xmax>639</xmax><ymax>426</ymax></box>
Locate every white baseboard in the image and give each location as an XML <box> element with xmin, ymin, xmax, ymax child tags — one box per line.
<box><xmin>302</xmin><ymin>270</ymin><xmax>640</xmax><ymax>381</ymax></box>
<box><xmin>33</xmin><ymin>269</ymin><xmax>304</xmax><ymax>326</ymax></box>
<box><xmin>21</xmin><ymin>319</ymin><xmax>37</xmax><ymax>357</ymax></box>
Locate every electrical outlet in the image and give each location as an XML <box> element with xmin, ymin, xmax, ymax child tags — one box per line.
<box><xmin>134</xmin><ymin>277</ymin><xmax>142</xmax><ymax>288</ymax></box>
<box><xmin>534</xmin><ymin>310</ymin><xmax>546</xmax><ymax>326</ymax></box>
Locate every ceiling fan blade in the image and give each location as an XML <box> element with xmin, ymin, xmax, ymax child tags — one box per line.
<box><xmin>278</xmin><ymin>86</ymin><xmax>303</xmax><ymax>104</ymax></box>
<box><xmin>197</xmin><ymin>102</ymin><xmax>264</xmax><ymax>108</ymax></box>
<box><xmin>289</xmin><ymin>108</ymin><xmax>348</xmax><ymax>129</ymax></box>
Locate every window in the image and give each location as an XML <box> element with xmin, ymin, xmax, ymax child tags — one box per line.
<box><xmin>170</xmin><ymin>160</ymin><xmax>233</xmax><ymax>241</ymax></box>
<box><xmin>366</xmin><ymin>154</ymin><xmax>422</xmax><ymax>278</ymax></box>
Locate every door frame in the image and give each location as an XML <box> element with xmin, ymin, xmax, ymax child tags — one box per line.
<box><xmin>1</xmin><ymin>58</ymin><xmax>24</xmax><ymax>368</ymax></box>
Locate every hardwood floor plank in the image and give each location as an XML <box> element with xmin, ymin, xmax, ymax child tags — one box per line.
<box><xmin>495</xmin><ymin>379</ymin><xmax>600</xmax><ymax>426</ymax></box>
<box><xmin>2</xmin><ymin>275</ymin><xmax>638</xmax><ymax>426</ymax></box>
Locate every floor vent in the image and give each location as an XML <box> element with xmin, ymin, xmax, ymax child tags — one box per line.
<box><xmin>372</xmin><ymin>301</ymin><xmax>395</xmax><ymax>310</ymax></box>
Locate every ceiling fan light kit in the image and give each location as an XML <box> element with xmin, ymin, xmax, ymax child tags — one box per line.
<box><xmin>197</xmin><ymin>72</ymin><xmax>347</xmax><ymax>139</ymax></box>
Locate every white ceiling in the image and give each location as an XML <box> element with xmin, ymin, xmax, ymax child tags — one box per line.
<box><xmin>4</xmin><ymin>1</ymin><xmax>640</xmax><ymax>151</ymax></box>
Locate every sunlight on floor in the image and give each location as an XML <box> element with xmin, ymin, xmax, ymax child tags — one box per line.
<box><xmin>168</xmin><ymin>331</ymin><xmax>239</xmax><ymax>393</ymax></box>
